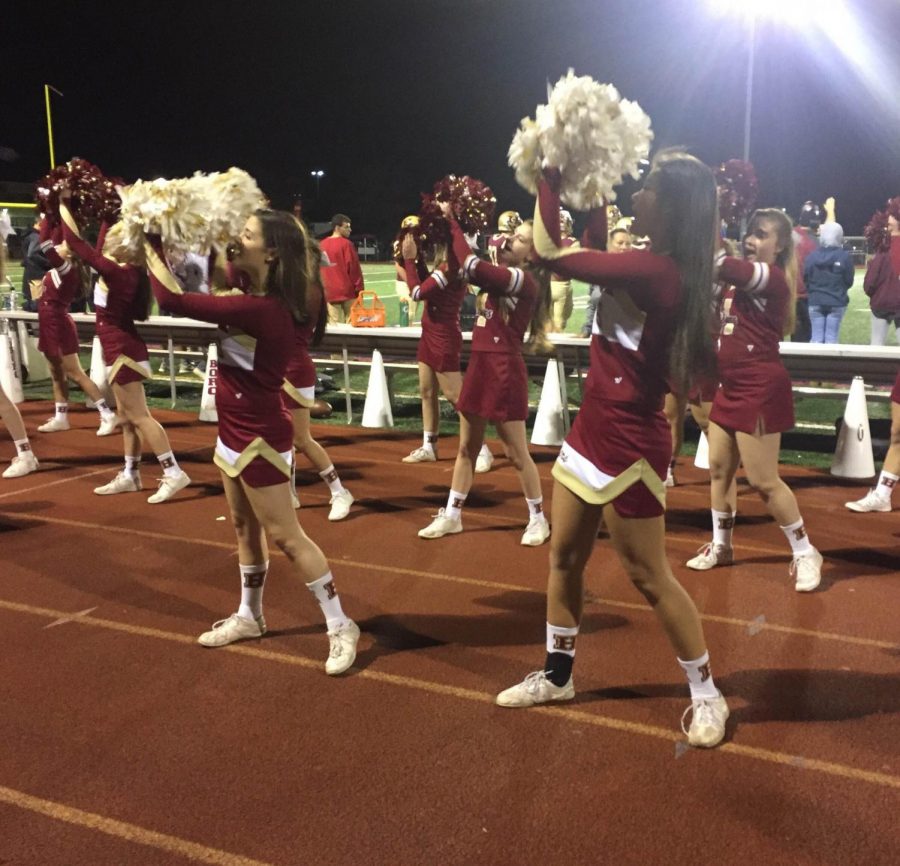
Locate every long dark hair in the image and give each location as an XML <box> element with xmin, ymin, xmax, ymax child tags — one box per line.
<box><xmin>257</xmin><ymin>209</ymin><xmax>312</xmax><ymax>324</ymax></box>
<box><xmin>651</xmin><ymin>150</ymin><xmax>718</xmax><ymax>394</ymax></box>
<box><xmin>131</xmin><ymin>268</ymin><xmax>152</xmax><ymax>321</ymax></box>
<box><xmin>305</xmin><ymin>238</ymin><xmax>328</xmax><ymax>347</ymax></box>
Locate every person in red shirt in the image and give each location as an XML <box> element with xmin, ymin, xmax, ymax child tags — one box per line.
<box><xmin>791</xmin><ymin>200</ymin><xmax>822</xmax><ymax>342</ymax></box>
<box><xmin>319</xmin><ymin>213</ymin><xmax>364</xmax><ymax>323</ymax></box>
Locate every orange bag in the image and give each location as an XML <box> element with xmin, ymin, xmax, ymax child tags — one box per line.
<box><xmin>349</xmin><ymin>291</ymin><xmax>386</xmax><ymax>327</ymax></box>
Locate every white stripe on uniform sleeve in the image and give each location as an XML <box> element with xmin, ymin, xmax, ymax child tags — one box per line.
<box><xmin>744</xmin><ymin>262</ymin><xmax>770</xmax><ymax>294</ymax></box>
<box><xmin>431</xmin><ymin>270</ymin><xmax>448</xmax><ymax>289</ymax></box>
<box><xmin>506</xmin><ymin>268</ymin><xmax>524</xmax><ymax>295</ymax></box>
<box><xmin>463</xmin><ymin>254</ymin><xmax>479</xmax><ymax>279</ymax></box>
<box><xmin>411</xmin><ymin>286</ymin><xmax>422</xmax><ymax>301</ymax></box>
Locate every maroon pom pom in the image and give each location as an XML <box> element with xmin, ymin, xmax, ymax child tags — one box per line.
<box><xmin>34</xmin><ymin>158</ymin><xmax>122</xmax><ymax>225</ymax></box>
<box><xmin>716</xmin><ymin>160</ymin><xmax>759</xmax><ymax>226</ymax></box>
<box><xmin>417</xmin><ymin>194</ymin><xmax>452</xmax><ymax>250</ymax></box>
<box><xmin>431</xmin><ymin>174</ymin><xmax>496</xmax><ymax>234</ymax></box>
<box><xmin>864</xmin><ymin>197</ymin><xmax>900</xmax><ymax>254</ymax></box>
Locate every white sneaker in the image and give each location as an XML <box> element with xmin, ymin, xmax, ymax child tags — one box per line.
<box><xmin>686</xmin><ymin>542</ymin><xmax>733</xmax><ymax>571</ymax></box>
<box><xmin>521</xmin><ymin>515</ymin><xmax>550</xmax><ymax>546</ymax></box>
<box><xmin>157</xmin><ymin>360</ymin><xmax>168</xmax><ymax>374</ymax></box>
<box><xmin>475</xmin><ymin>449</ymin><xmax>494</xmax><ymax>474</ymax></box>
<box><xmin>178</xmin><ymin>360</ymin><xmax>190</xmax><ymax>375</ymax></box>
<box><xmin>38</xmin><ymin>416</ymin><xmax>70</xmax><ymax>433</ymax></box>
<box><xmin>96</xmin><ymin>415</ymin><xmax>121</xmax><ymax>437</ymax></box>
<box><xmin>328</xmin><ymin>489</ymin><xmax>354</xmax><ymax>521</ymax></box>
<box><xmin>418</xmin><ymin>508</ymin><xmax>462</xmax><ymax>539</ymax></box>
<box><xmin>147</xmin><ymin>471</ymin><xmax>191</xmax><ymax>504</ymax></box>
<box><xmin>402</xmin><ymin>446</ymin><xmax>436</xmax><ymax>464</ymax></box>
<box><xmin>496</xmin><ymin>670</ymin><xmax>575</xmax><ymax>708</ymax></box>
<box><xmin>665</xmin><ymin>465</ymin><xmax>676</xmax><ymax>487</ymax></box>
<box><xmin>2</xmin><ymin>452</ymin><xmax>39</xmax><ymax>478</ymax></box>
<box><xmin>681</xmin><ymin>691</ymin><xmax>729</xmax><ymax>748</ymax></box>
<box><xmin>791</xmin><ymin>547</ymin><xmax>823</xmax><ymax>592</ymax></box>
<box><xmin>193</xmin><ymin>365</ymin><xmax>207</xmax><ymax>380</ymax></box>
<box><xmin>325</xmin><ymin>620</ymin><xmax>361</xmax><ymax>675</ymax></box>
<box><xmin>198</xmin><ymin>613</ymin><xmax>266</xmax><ymax>647</ymax></box>
<box><xmin>845</xmin><ymin>489</ymin><xmax>891</xmax><ymax>513</ymax></box>
<box><xmin>94</xmin><ymin>471</ymin><xmax>142</xmax><ymax>495</ymax></box>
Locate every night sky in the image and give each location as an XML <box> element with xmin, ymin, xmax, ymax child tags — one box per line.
<box><xmin>4</xmin><ymin>0</ymin><xmax>899</xmax><ymax>238</ymax></box>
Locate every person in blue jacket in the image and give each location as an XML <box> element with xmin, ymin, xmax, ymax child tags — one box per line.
<box><xmin>804</xmin><ymin>221</ymin><xmax>854</xmax><ymax>343</ymax></box>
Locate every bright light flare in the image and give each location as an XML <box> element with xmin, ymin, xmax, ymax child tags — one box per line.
<box><xmin>708</xmin><ymin>0</ymin><xmax>847</xmax><ymax>27</ymax></box>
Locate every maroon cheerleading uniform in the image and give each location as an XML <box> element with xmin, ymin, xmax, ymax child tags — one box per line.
<box><xmin>282</xmin><ymin>283</ymin><xmax>324</xmax><ymax>410</ymax></box>
<box><xmin>709</xmin><ymin>257</ymin><xmax>794</xmax><ymax>435</ymax></box>
<box><xmin>61</xmin><ymin>206</ymin><xmax>150</xmax><ymax>385</ymax></box>
<box><xmin>37</xmin><ymin>250</ymin><xmax>81</xmax><ymax>358</ymax></box>
<box><xmin>146</xmin><ymin>240</ymin><xmax>295</xmax><ymax>487</ymax></box>
<box><xmin>404</xmin><ymin>256</ymin><xmax>466</xmax><ymax>373</ymax></box>
<box><xmin>447</xmin><ymin>219</ymin><xmax>537</xmax><ymax>422</ymax></box>
<box><xmin>534</xmin><ymin>177</ymin><xmax>681</xmax><ymax>518</ymax></box>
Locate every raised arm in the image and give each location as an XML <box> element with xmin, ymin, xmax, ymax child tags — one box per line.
<box><xmin>59</xmin><ymin>203</ymin><xmax>121</xmax><ymax>277</ymax></box>
<box><xmin>446</xmin><ymin>217</ymin><xmax>522</xmax><ymax>296</ymax></box>
<box><xmin>533</xmin><ymin>176</ymin><xmax>665</xmax><ymax>287</ymax></box>
<box><xmin>718</xmin><ymin>255</ymin><xmax>789</xmax><ymax>298</ymax></box>
<box><xmin>144</xmin><ymin>238</ymin><xmax>269</xmax><ymax>333</ymax></box>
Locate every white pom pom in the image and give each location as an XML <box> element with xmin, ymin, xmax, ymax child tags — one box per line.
<box><xmin>116</xmin><ymin>168</ymin><xmax>264</xmax><ymax>259</ymax></box>
<box><xmin>508</xmin><ymin>70</ymin><xmax>653</xmax><ymax>210</ymax></box>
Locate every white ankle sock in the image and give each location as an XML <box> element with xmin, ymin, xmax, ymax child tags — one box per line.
<box><xmin>875</xmin><ymin>470</ymin><xmax>898</xmax><ymax>501</ymax></box>
<box><xmin>124</xmin><ymin>455</ymin><xmax>140</xmax><ymax>476</ymax></box>
<box><xmin>780</xmin><ymin>518</ymin><xmax>814</xmax><ymax>556</ymax></box>
<box><xmin>546</xmin><ymin>622</ymin><xmax>578</xmax><ymax>657</ymax></box>
<box><xmin>423</xmin><ymin>432</ymin><xmax>437</xmax><ymax>451</ymax></box>
<box><xmin>237</xmin><ymin>561</ymin><xmax>268</xmax><ymax>620</ymax></box>
<box><xmin>678</xmin><ymin>651</ymin><xmax>719</xmax><ymax>700</ymax></box>
<box><xmin>319</xmin><ymin>465</ymin><xmax>345</xmax><ymax>495</ymax></box>
<box><xmin>95</xmin><ymin>399</ymin><xmax>114</xmax><ymax>419</ymax></box>
<box><xmin>14</xmin><ymin>438</ymin><xmax>32</xmax><ymax>456</ymax></box>
<box><xmin>54</xmin><ymin>403</ymin><xmax>68</xmax><ymax>421</ymax></box>
<box><xmin>445</xmin><ymin>489</ymin><xmax>467</xmax><ymax>520</ymax></box>
<box><xmin>711</xmin><ymin>510</ymin><xmax>735</xmax><ymax>547</ymax></box>
<box><xmin>306</xmin><ymin>572</ymin><xmax>348</xmax><ymax>630</ymax></box>
<box><xmin>157</xmin><ymin>450</ymin><xmax>182</xmax><ymax>479</ymax></box>
<box><xmin>526</xmin><ymin>497</ymin><xmax>545</xmax><ymax>519</ymax></box>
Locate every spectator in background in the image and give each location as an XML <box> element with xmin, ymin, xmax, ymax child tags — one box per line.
<box><xmin>864</xmin><ymin>203</ymin><xmax>900</xmax><ymax>345</ymax></box>
<box><xmin>548</xmin><ymin>209</ymin><xmax>579</xmax><ymax>332</ymax></box>
<box><xmin>319</xmin><ymin>213</ymin><xmax>364</xmax><ymax>323</ymax></box>
<box><xmin>580</xmin><ymin>227</ymin><xmax>632</xmax><ymax>337</ymax></box>
<box><xmin>791</xmin><ymin>200</ymin><xmax>823</xmax><ymax>342</ymax></box>
<box><xmin>805</xmin><ymin>219</ymin><xmax>854</xmax><ymax>343</ymax></box>
<box><xmin>21</xmin><ymin>216</ymin><xmax>50</xmax><ymax>312</ymax></box>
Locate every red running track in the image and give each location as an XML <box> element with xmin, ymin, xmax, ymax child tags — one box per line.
<box><xmin>0</xmin><ymin>402</ymin><xmax>897</xmax><ymax>865</ymax></box>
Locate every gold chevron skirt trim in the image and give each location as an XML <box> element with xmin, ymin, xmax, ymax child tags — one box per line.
<box><xmin>107</xmin><ymin>355</ymin><xmax>151</xmax><ymax>383</ymax></box>
<box><xmin>552</xmin><ymin>457</ymin><xmax>666</xmax><ymax>509</ymax></box>
<box><xmin>282</xmin><ymin>380</ymin><xmax>315</xmax><ymax>408</ymax></box>
<box><xmin>214</xmin><ymin>437</ymin><xmax>292</xmax><ymax>480</ymax></box>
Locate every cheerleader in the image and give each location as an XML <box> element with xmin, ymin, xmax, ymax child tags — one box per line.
<box><xmin>498</xmin><ymin>154</ymin><xmax>729</xmax><ymax>748</ymax></box>
<box><xmin>0</xmin><ymin>242</ymin><xmax>38</xmax><ymax>478</ymax></box>
<box><xmin>282</xmin><ymin>242</ymin><xmax>354</xmax><ymax>520</ymax></box>
<box><xmin>688</xmin><ymin>209</ymin><xmax>823</xmax><ymax>592</ymax></box>
<box><xmin>399</xmin><ymin>234</ymin><xmax>467</xmax><ymax>465</ymax></box>
<box><xmin>417</xmin><ymin>203</ymin><xmax>552</xmax><ymax>547</ymax></box>
<box><xmin>32</xmin><ymin>219</ymin><xmax>118</xmax><ymax>437</ymax></box>
<box><xmin>145</xmin><ymin>210</ymin><xmax>360</xmax><ymax>673</ymax></box>
<box><xmin>59</xmin><ymin>191</ymin><xmax>190</xmax><ymax>503</ymax></box>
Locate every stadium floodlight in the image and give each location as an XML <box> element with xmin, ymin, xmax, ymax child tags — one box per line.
<box><xmin>310</xmin><ymin>170</ymin><xmax>325</xmax><ymax>196</ymax></box>
<box><xmin>707</xmin><ymin>0</ymin><xmax>850</xmax><ymax>163</ymax></box>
